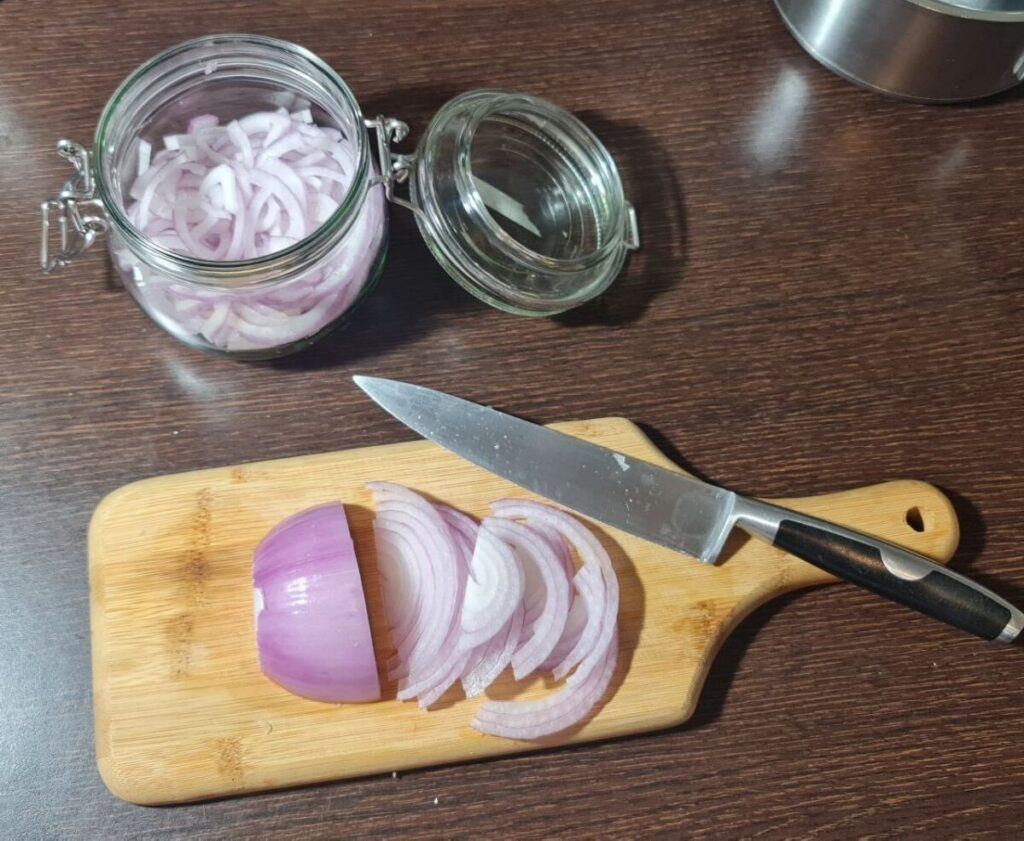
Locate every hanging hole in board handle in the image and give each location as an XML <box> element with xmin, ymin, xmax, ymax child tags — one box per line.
<box><xmin>905</xmin><ymin>506</ymin><xmax>925</xmax><ymax>533</ymax></box>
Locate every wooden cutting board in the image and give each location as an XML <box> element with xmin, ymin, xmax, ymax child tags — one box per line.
<box><xmin>89</xmin><ymin>418</ymin><xmax>959</xmax><ymax>805</ymax></box>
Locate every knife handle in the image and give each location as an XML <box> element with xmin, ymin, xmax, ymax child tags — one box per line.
<box><xmin>733</xmin><ymin>498</ymin><xmax>1024</xmax><ymax>644</ymax></box>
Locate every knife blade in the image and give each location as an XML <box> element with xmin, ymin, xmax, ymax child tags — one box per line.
<box><xmin>354</xmin><ymin>375</ymin><xmax>1024</xmax><ymax>644</ymax></box>
<box><xmin>354</xmin><ymin>375</ymin><xmax>736</xmax><ymax>562</ymax></box>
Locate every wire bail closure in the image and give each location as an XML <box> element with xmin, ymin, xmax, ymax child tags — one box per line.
<box><xmin>40</xmin><ymin>139</ymin><xmax>108</xmax><ymax>274</ymax></box>
<box><xmin>363</xmin><ymin>116</ymin><xmax>419</xmax><ymax>214</ymax></box>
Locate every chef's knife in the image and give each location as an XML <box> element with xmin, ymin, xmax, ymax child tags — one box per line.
<box><xmin>354</xmin><ymin>376</ymin><xmax>1024</xmax><ymax>644</ymax></box>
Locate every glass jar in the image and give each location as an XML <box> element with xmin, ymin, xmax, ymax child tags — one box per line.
<box><xmin>42</xmin><ymin>34</ymin><xmax>637</xmax><ymax>359</ymax></box>
<box><xmin>42</xmin><ymin>35</ymin><xmax>385</xmax><ymax>359</ymax></box>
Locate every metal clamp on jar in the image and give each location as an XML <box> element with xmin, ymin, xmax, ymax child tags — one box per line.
<box><xmin>41</xmin><ymin>34</ymin><xmax>638</xmax><ymax>359</ymax></box>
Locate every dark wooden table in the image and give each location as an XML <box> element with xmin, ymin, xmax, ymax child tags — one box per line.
<box><xmin>3</xmin><ymin>0</ymin><xmax>1024</xmax><ymax>837</ymax></box>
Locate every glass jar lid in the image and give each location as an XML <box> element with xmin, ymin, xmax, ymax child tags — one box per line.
<box><xmin>368</xmin><ymin>90</ymin><xmax>638</xmax><ymax>316</ymax></box>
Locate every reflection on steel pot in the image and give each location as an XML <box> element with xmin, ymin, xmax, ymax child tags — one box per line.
<box><xmin>774</xmin><ymin>0</ymin><xmax>1024</xmax><ymax>102</ymax></box>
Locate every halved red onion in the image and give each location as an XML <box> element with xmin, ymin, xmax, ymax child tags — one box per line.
<box><xmin>253</xmin><ymin>503</ymin><xmax>380</xmax><ymax>703</ymax></box>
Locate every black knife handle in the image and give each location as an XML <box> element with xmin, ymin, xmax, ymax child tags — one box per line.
<box><xmin>734</xmin><ymin>500</ymin><xmax>1023</xmax><ymax>643</ymax></box>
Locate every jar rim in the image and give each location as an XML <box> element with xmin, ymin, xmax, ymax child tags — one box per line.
<box><xmin>409</xmin><ymin>88</ymin><xmax>634</xmax><ymax>315</ymax></box>
<box><xmin>453</xmin><ymin>91</ymin><xmax>627</xmax><ymax>273</ymax></box>
<box><xmin>93</xmin><ymin>33</ymin><xmax>371</xmax><ymax>287</ymax></box>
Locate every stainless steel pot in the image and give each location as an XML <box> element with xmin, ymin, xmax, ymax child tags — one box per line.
<box><xmin>774</xmin><ymin>0</ymin><xmax>1024</xmax><ymax>102</ymax></box>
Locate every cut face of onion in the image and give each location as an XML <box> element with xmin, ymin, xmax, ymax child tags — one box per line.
<box><xmin>253</xmin><ymin>503</ymin><xmax>380</xmax><ymax>704</ymax></box>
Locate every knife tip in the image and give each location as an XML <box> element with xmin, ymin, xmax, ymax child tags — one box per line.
<box><xmin>353</xmin><ymin>375</ymin><xmax>405</xmax><ymax>401</ymax></box>
<box><xmin>352</xmin><ymin>374</ymin><xmax>381</xmax><ymax>394</ymax></box>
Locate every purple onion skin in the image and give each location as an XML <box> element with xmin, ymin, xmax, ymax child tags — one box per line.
<box><xmin>253</xmin><ymin>503</ymin><xmax>380</xmax><ymax>704</ymax></box>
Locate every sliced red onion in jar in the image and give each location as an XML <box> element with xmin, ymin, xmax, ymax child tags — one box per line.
<box><xmin>119</xmin><ymin>109</ymin><xmax>384</xmax><ymax>353</ymax></box>
<box><xmin>252</xmin><ymin>503</ymin><xmax>380</xmax><ymax>704</ymax></box>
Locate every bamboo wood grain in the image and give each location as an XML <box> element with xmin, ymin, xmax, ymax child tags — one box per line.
<box><xmin>88</xmin><ymin>418</ymin><xmax>958</xmax><ymax>805</ymax></box>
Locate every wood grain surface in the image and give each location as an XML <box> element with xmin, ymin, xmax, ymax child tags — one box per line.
<box><xmin>89</xmin><ymin>419</ymin><xmax>957</xmax><ymax>805</ymax></box>
<box><xmin>2</xmin><ymin>0</ymin><xmax>1023</xmax><ymax>836</ymax></box>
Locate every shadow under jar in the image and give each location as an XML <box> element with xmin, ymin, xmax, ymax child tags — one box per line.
<box><xmin>41</xmin><ymin>35</ymin><xmax>637</xmax><ymax>359</ymax></box>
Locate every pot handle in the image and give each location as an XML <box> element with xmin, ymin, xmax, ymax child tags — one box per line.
<box><xmin>40</xmin><ymin>139</ymin><xmax>108</xmax><ymax>273</ymax></box>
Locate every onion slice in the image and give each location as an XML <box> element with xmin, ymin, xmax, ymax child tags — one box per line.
<box><xmin>492</xmin><ymin>500</ymin><xmax>619</xmax><ymax>684</ymax></box>
<box><xmin>368</xmin><ymin>483</ymin><xmax>461</xmax><ymax>690</ymax></box>
<box><xmin>461</xmin><ymin>602</ymin><xmax>526</xmax><ymax>698</ymax></box>
<box><xmin>474</xmin><ymin>500</ymin><xmax>620</xmax><ymax>739</ymax></box>
<box><xmin>484</xmin><ymin>517</ymin><xmax>571</xmax><ymax>680</ymax></box>
<box><xmin>252</xmin><ymin>503</ymin><xmax>380</xmax><ymax>704</ymax></box>
<box><xmin>459</xmin><ymin>525</ymin><xmax>524</xmax><ymax>651</ymax></box>
<box><xmin>397</xmin><ymin>507</ymin><xmax>475</xmax><ymax>707</ymax></box>
<box><xmin>363</xmin><ymin>487</ymin><xmax>621</xmax><ymax>741</ymax></box>
<box><xmin>472</xmin><ymin>633</ymin><xmax>618</xmax><ymax>740</ymax></box>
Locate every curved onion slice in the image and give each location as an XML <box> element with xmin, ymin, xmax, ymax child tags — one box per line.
<box><xmin>538</xmin><ymin>583</ymin><xmax>589</xmax><ymax>672</ymax></box>
<box><xmin>476</xmin><ymin>500</ymin><xmax>619</xmax><ymax>738</ymax></box>
<box><xmin>368</xmin><ymin>483</ymin><xmax>460</xmax><ymax>684</ymax></box>
<box><xmin>253</xmin><ymin>503</ymin><xmax>380</xmax><ymax>703</ymax></box>
<box><xmin>364</xmin><ymin>487</ymin><xmax>620</xmax><ymax>740</ymax></box>
<box><xmin>397</xmin><ymin>507</ymin><xmax>475</xmax><ymax>706</ymax></box>
<box><xmin>459</xmin><ymin>525</ymin><xmax>524</xmax><ymax>651</ymax></box>
<box><xmin>492</xmin><ymin>500</ymin><xmax>618</xmax><ymax>685</ymax></box>
<box><xmin>484</xmin><ymin>517</ymin><xmax>571</xmax><ymax>680</ymax></box>
<box><xmin>374</xmin><ymin>524</ymin><xmax>428</xmax><ymax>678</ymax></box>
<box><xmin>461</xmin><ymin>601</ymin><xmax>525</xmax><ymax>698</ymax></box>
<box><xmin>472</xmin><ymin>633</ymin><xmax>618</xmax><ymax>740</ymax></box>
<box><xmin>527</xmin><ymin>521</ymin><xmax>576</xmax><ymax>583</ymax></box>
